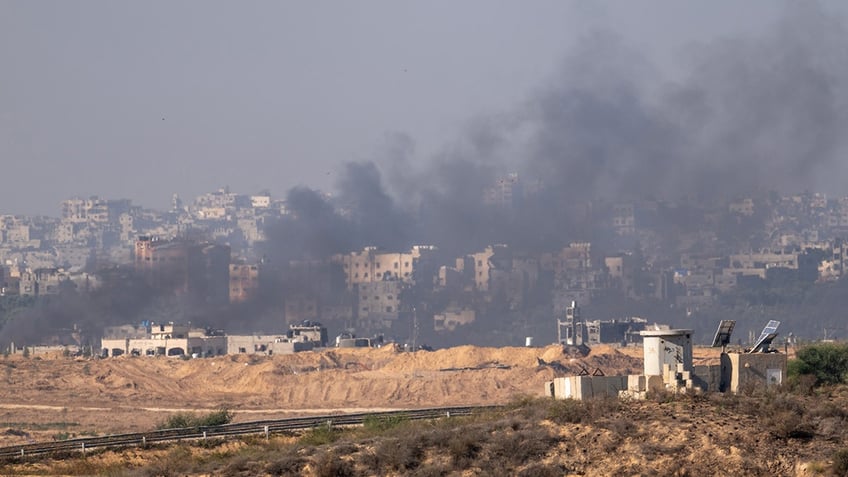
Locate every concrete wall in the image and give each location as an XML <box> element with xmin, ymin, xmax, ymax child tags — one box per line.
<box><xmin>101</xmin><ymin>336</ymin><xmax>227</xmax><ymax>357</ymax></box>
<box><xmin>729</xmin><ymin>352</ymin><xmax>787</xmax><ymax>393</ymax></box>
<box><xmin>227</xmin><ymin>335</ymin><xmax>286</xmax><ymax>355</ymax></box>
<box><xmin>549</xmin><ymin>375</ymin><xmax>628</xmax><ymax>400</ymax></box>
<box><xmin>271</xmin><ymin>340</ymin><xmax>314</xmax><ymax>354</ymax></box>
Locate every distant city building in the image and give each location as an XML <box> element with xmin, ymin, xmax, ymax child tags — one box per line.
<box><xmin>134</xmin><ymin>236</ymin><xmax>230</xmax><ymax>304</ymax></box>
<box><xmin>333</xmin><ymin>245</ymin><xmax>437</xmax><ymax>290</ymax></box>
<box><xmin>229</xmin><ymin>262</ymin><xmax>260</xmax><ymax>303</ymax></box>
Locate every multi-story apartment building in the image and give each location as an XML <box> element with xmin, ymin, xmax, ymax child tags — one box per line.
<box><xmin>334</xmin><ymin>245</ymin><xmax>437</xmax><ymax>290</ymax></box>
<box><xmin>356</xmin><ymin>279</ymin><xmax>405</xmax><ymax>330</ymax></box>
<box><xmin>229</xmin><ymin>262</ymin><xmax>260</xmax><ymax>303</ymax></box>
<box><xmin>726</xmin><ymin>250</ymin><xmax>799</xmax><ymax>279</ymax></box>
<box><xmin>134</xmin><ymin>236</ymin><xmax>231</xmax><ymax>304</ymax></box>
<box><xmin>483</xmin><ymin>173</ymin><xmax>521</xmax><ymax>208</ymax></box>
<box><xmin>61</xmin><ymin>197</ymin><xmax>132</xmax><ymax>224</ymax></box>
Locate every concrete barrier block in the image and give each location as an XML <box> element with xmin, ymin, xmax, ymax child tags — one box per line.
<box><xmin>647</xmin><ymin>375</ymin><xmax>664</xmax><ymax>393</ymax></box>
<box><xmin>628</xmin><ymin>374</ymin><xmax>646</xmax><ymax>392</ymax></box>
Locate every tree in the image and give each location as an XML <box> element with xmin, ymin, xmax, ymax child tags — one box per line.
<box><xmin>789</xmin><ymin>343</ymin><xmax>848</xmax><ymax>387</ymax></box>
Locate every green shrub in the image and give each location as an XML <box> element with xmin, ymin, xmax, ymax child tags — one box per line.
<box><xmin>158</xmin><ymin>407</ymin><xmax>234</xmax><ymax>429</ymax></box>
<box><xmin>362</xmin><ymin>413</ymin><xmax>407</xmax><ymax>433</ymax></box>
<box><xmin>789</xmin><ymin>343</ymin><xmax>848</xmax><ymax>387</ymax></box>
<box><xmin>299</xmin><ymin>426</ymin><xmax>342</xmax><ymax>447</ymax></box>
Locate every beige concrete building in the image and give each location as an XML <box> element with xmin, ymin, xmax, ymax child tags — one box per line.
<box><xmin>101</xmin><ymin>323</ymin><xmax>227</xmax><ymax>357</ymax></box>
<box><xmin>134</xmin><ymin>236</ymin><xmax>231</xmax><ymax>304</ymax></box>
<box><xmin>229</xmin><ymin>263</ymin><xmax>260</xmax><ymax>303</ymax></box>
<box><xmin>612</xmin><ymin>203</ymin><xmax>635</xmax><ymax>235</ymax></box>
<box><xmin>728</xmin><ymin>198</ymin><xmax>755</xmax><ymax>216</ymax></box>
<box><xmin>482</xmin><ymin>173</ymin><xmax>520</xmax><ymax>208</ymax></box>
<box><xmin>469</xmin><ymin>245</ymin><xmax>509</xmax><ymax>292</ymax></box>
<box><xmin>434</xmin><ymin>308</ymin><xmax>475</xmax><ymax>331</ymax></box>
<box><xmin>335</xmin><ymin>245</ymin><xmax>437</xmax><ymax>290</ymax></box>
<box><xmin>720</xmin><ymin>250</ymin><xmax>800</xmax><ymax>280</ymax></box>
<box><xmin>61</xmin><ymin>196</ymin><xmax>131</xmax><ymax>224</ymax></box>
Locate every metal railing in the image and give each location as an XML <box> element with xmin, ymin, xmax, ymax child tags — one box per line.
<box><xmin>0</xmin><ymin>405</ymin><xmax>502</xmax><ymax>460</ymax></box>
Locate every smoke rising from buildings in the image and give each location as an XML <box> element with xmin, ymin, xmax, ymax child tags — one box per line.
<box><xmin>4</xmin><ymin>4</ymin><xmax>848</xmax><ymax>345</ymax></box>
<box><xmin>518</xmin><ymin>5</ymin><xmax>848</xmax><ymax>202</ymax></box>
<box><xmin>330</xmin><ymin>4</ymin><xmax>848</xmax><ymax>254</ymax></box>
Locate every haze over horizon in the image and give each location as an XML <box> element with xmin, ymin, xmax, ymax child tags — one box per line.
<box><xmin>3</xmin><ymin>1</ymin><xmax>848</xmax><ymax>216</ymax></box>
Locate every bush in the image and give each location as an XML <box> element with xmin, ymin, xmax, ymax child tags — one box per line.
<box><xmin>265</xmin><ymin>453</ymin><xmax>306</xmax><ymax>476</ymax></box>
<box><xmin>832</xmin><ymin>449</ymin><xmax>848</xmax><ymax>476</ymax></box>
<box><xmin>312</xmin><ymin>451</ymin><xmax>356</xmax><ymax>477</ymax></box>
<box><xmin>158</xmin><ymin>408</ymin><xmax>234</xmax><ymax>429</ymax></box>
<box><xmin>789</xmin><ymin>343</ymin><xmax>848</xmax><ymax>387</ymax></box>
<box><xmin>364</xmin><ymin>436</ymin><xmax>424</xmax><ymax>472</ymax></box>
<box><xmin>546</xmin><ymin>398</ymin><xmax>585</xmax><ymax>424</ymax></box>
<box><xmin>299</xmin><ymin>426</ymin><xmax>342</xmax><ymax>447</ymax></box>
<box><xmin>362</xmin><ymin>414</ymin><xmax>407</xmax><ymax>433</ymax></box>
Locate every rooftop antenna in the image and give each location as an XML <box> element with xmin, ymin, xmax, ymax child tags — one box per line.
<box><xmin>711</xmin><ymin>320</ymin><xmax>736</xmax><ymax>354</ymax></box>
<box><xmin>748</xmin><ymin>320</ymin><xmax>780</xmax><ymax>353</ymax></box>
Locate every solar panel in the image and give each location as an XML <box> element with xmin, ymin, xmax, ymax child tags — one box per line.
<box><xmin>711</xmin><ymin>320</ymin><xmax>736</xmax><ymax>348</ymax></box>
<box><xmin>748</xmin><ymin>320</ymin><xmax>780</xmax><ymax>353</ymax></box>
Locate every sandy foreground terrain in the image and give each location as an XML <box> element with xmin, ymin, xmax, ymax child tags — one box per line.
<box><xmin>0</xmin><ymin>344</ymin><xmax>723</xmax><ymax>446</ymax></box>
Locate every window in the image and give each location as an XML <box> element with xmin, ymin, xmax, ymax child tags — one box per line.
<box><xmin>376</xmin><ymin>263</ymin><xmax>380</xmax><ymax>268</ymax></box>
<box><xmin>404</xmin><ymin>262</ymin><xmax>409</xmax><ymax>267</ymax></box>
<box><xmin>477</xmin><ymin>260</ymin><xmax>482</xmax><ymax>266</ymax></box>
<box><xmin>386</xmin><ymin>306</ymin><xmax>393</xmax><ymax>312</ymax></box>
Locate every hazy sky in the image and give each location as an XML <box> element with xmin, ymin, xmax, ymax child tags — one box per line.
<box><xmin>1</xmin><ymin>1</ymin><xmax>843</xmax><ymax>216</ymax></box>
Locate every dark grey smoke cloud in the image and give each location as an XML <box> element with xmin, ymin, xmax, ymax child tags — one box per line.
<box><xmin>262</xmin><ymin>186</ymin><xmax>354</xmax><ymax>264</ymax></box>
<box><xmin>337</xmin><ymin>4</ymin><xmax>848</xmax><ymax>255</ymax></box>
<box><xmin>520</xmin><ymin>5</ymin><xmax>848</xmax><ymax>201</ymax></box>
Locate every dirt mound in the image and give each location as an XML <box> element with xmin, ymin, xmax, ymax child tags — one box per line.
<box><xmin>0</xmin><ymin>344</ymin><xmax>647</xmax><ymax>442</ymax></box>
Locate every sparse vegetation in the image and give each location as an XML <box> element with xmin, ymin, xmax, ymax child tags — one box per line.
<box><xmin>6</xmin><ymin>393</ymin><xmax>848</xmax><ymax>476</ymax></box>
<box><xmin>157</xmin><ymin>407</ymin><xmax>234</xmax><ymax>430</ymax></box>
<box><xmin>789</xmin><ymin>343</ymin><xmax>848</xmax><ymax>387</ymax></box>
<box><xmin>833</xmin><ymin>449</ymin><xmax>848</xmax><ymax>476</ymax></box>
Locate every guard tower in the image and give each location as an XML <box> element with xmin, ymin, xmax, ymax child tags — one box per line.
<box><xmin>557</xmin><ymin>300</ymin><xmax>587</xmax><ymax>346</ymax></box>
<box><xmin>639</xmin><ymin>328</ymin><xmax>693</xmax><ymax>376</ymax></box>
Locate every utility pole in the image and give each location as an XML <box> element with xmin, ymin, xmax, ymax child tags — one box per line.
<box><xmin>411</xmin><ymin>306</ymin><xmax>418</xmax><ymax>351</ymax></box>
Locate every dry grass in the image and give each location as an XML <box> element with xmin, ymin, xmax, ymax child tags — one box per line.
<box><xmin>10</xmin><ymin>389</ymin><xmax>848</xmax><ymax>475</ymax></box>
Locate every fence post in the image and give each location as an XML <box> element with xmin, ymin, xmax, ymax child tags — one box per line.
<box><xmin>142</xmin><ymin>436</ymin><xmax>146</xmax><ymax>447</ymax></box>
<box><xmin>327</xmin><ymin>420</ymin><xmax>332</xmax><ymax>429</ymax></box>
<box><xmin>203</xmin><ymin>431</ymin><xmax>207</xmax><ymax>440</ymax></box>
<box><xmin>81</xmin><ymin>442</ymin><xmax>85</xmax><ymax>455</ymax></box>
<box><xmin>446</xmin><ymin>411</ymin><xmax>450</xmax><ymax>418</ymax></box>
<box><xmin>264</xmin><ymin>425</ymin><xmax>269</xmax><ymax>439</ymax></box>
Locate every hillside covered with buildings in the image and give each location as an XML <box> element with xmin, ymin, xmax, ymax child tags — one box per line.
<box><xmin>1</xmin><ymin>182</ymin><xmax>848</xmax><ymax>352</ymax></box>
